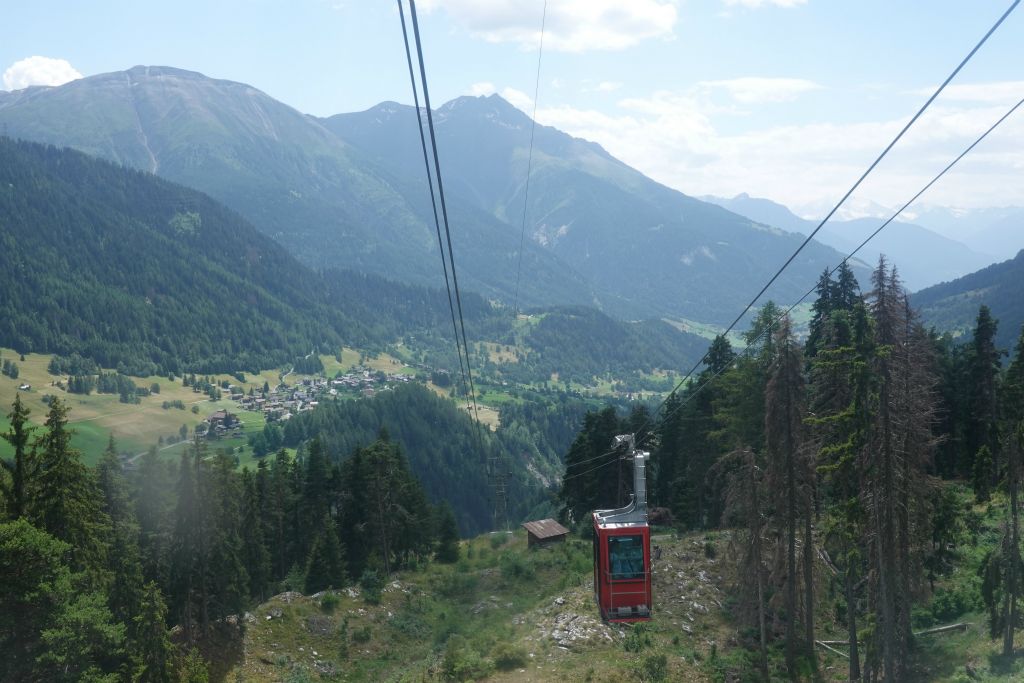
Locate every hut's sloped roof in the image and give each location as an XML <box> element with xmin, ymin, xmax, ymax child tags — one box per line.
<box><xmin>522</xmin><ymin>519</ymin><xmax>569</xmax><ymax>540</ymax></box>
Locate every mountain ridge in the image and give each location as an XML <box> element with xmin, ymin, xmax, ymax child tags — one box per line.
<box><xmin>913</xmin><ymin>248</ymin><xmax>1024</xmax><ymax>352</ymax></box>
<box><xmin>3</xmin><ymin>66</ymin><xmax>867</xmax><ymax>327</ymax></box>
<box><xmin>703</xmin><ymin>192</ymin><xmax>997</xmax><ymax>290</ymax></box>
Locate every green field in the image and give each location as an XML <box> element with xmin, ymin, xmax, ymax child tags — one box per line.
<box><xmin>0</xmin><ymin>348</ymin><xmax>281</xmax><ymax>465</ymax></box>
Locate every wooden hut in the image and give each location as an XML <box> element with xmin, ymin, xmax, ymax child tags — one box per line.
<box><xmin>522</xmin><ymin>519</ymin><xmax>570</xmax><ymax>548</ymax></box>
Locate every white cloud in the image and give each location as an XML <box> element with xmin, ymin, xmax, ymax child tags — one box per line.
<box><xmin>596</xmin><ymin>81</ymin><xmax>623</xmax><ymax>92</ymax></box>
<box><xmin>723</xmin><ymin>0</ymin><xmax>807</xmax><ymax>8</ymax></box>
<box><xmin>530</xmin><ymin>84</ymin><xmax>1024</xmax><ymax>210</ymax></box>
<box><xmin>468</xmin><ymin>81</ymin><xmax>496</xmax><ymax>96</ymax></box>
<box><xmin>2</xmin><ymin>56</ymin><xmax>82</xmax><ymax>91</ymax></box>
<box><xmin>696</xmin><ymin>77</ymin><xmax>821</xmax><ymax>104</ymax></box>
<box><xmin>500</xmin><ymin>87</ymin><xmax>533</xmax><ymax>111</ymax></box>
<box><xmin>418</xmin><ymin>0</ymin><xmax>678</xmax><ymax>52</ymax></box>
<box><xmin>912</xmin><ymin>81</ymin><xmax>1024</xmax><ymax>105</ymax></box>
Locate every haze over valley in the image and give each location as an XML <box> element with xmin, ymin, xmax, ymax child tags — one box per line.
<box><xmin>2</xmin><ymin>2</ymin><xmax>1024</xmax><ymax>681</ymax></box>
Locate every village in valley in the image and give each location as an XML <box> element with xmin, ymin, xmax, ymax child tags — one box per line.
<box><xmin>199</xmin><ymin>365</ymin><xmax>419</xmax><ymax>440</ymax></box>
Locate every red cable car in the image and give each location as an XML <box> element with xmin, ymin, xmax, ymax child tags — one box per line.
<box><xmin>592</xmin><ymin>434</ymin><xmax>652</xmax><ymax>622</ymax></box>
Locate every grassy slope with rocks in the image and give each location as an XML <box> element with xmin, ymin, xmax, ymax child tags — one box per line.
<box><xmin>215</xmin><ymin>484</ymin><xmax>1024</xmax><ymax>683</ymax></box>
<box><xmin>227</xmin><ymin>529</ymin><xmax>734</xmax><ymax>683</ymax></box>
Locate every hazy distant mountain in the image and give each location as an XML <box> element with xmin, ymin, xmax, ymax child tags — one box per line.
<box><xmin>0</xmin><ymin>69</ymin><xmax>875</xmax><ymax>325</ymax></box>
<box><xmin>909</xmin><ymin>205</ymin><xmax>1024</xmax><ymax>257</ymax></box>
<box><xmin>325</xmin><ymin>95</ymin><xmax>859</xmax><ymax>325</ymax></box>
<box><xmin>703</xmin><ymin>194</ymin><xmax>996</xmax><ymax>290</ymax></box>
<box><xmin>0</xmin><ymin>66</ymin><xmax>595</xmax><ymax>310</ymax></box>
<box><xmin>703</xmin><ymin>193</ymin><xmax>809</xmax><ymax>234</ymax></box>
<box><xmin>914</xmin><ymin>249</ymin><xmax>1024</xmax><ymax>352</ymax></box>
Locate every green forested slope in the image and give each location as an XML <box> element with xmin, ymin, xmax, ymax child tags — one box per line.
<box><xmin>0</xmin><ymin>67</ymin><xmax>596</xmax><ymax>310</ymax></box>
<box><xmin>0</xmin><ymin>136</ymin><xmax>705</xmax><ymax>383</ymax></box>
<box><xmin>0</xmin><ymin>137</ymin><xmax>372</xmax><ymax>373</ymax></box>
<box><xmin>280</xmin><ymin>383</ymin><xmax>556</xmax><ymax>536</ymax></box>
<box><xmin>914</xmin><ymin>249</ymin><xmax>1024</xmax><ymax>351</ymax></box>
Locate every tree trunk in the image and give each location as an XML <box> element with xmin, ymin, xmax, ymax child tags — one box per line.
<box><xmin>751</xmin><ymin>464</ymin><xmax>769</xmax><ymax>680</ymax></box>
<box><xmin>1004</xmin><ymin>440</ymin><xmax>1019</xmax><ymax>656</ymax></box>
<box><xmin>785</xmin><ymin>403</ymin><xmax>798</xmax><ymax>674</ymax></box>
<box><xmin>844</xmin><ymin>540</ymin><xmax>861</xmax><ymax>681</ymax></box>
<box><xmin>878</xmin><ymin>377</ymin><xmax>899</xmax><ymax>681</ymax></box>
<box><xmin>803</xmin><ymin>497</ymin><xmax>816</xmax><ymax>663</ymax></box>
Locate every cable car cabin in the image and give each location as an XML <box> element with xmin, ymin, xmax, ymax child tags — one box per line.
<box><xmin>592</xmin><ymin>437</ymin><xmax>652</xmax><ymax>622</ymax></box>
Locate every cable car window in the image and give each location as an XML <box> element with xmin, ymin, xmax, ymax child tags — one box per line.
<box><xmin>608</xmin><ymin>535</ymin><xmax>644</xmax><ymax>580</ymax></box>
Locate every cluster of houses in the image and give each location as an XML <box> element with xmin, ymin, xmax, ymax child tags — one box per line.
<box><xmin>198</xmin><ymin>409</ymin><xmax>243</xmax><ymax>438</ymax></box>
<box><xmin>233</xmin><ymin>369</ymin><xmax>414</xmax><ymax>423</ymax></box>
<box><xmin>327</xmin><ymin>368</ymin><xmax>413</xmax><ymax>396</ymax></box>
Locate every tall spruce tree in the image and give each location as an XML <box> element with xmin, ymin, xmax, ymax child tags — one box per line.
<box><xmin>435</xmin><ymin>502</ymin><xmax>460</xmax><ymax>563</ymax></box>
<box><xmin>1</xmin><ymin>394</ymin><xmax>35</xmax><ymax>519</ymax></box>
<box><xmin>716</xmin><ymin>448</ymin><xmax>769</xmax><ymax>678</ymax></box>
<box><xmin>132</xmin><ymin>582</ymin><xmax>174</xmax><ymax>683</ymax></box>
<box><xmin>809</xmin><ymin>302</ymin><xmax>873</xmax><ymax>682</ymax></box>
<box><xmin>96</xmin><ymin>436</ymin><xmax>146</xmax><ymax>664</ymax></box>
<box><xmin>965</xmin><ymin>305</ymin><xmax>1002</xmax><ymax>479</ymax></box>
<box><xmin>241</xmin><ymin>468</ymin><xmax>272</xmax><ymax>601</ymax></box>
<box><xmin>31</xmin><ymin>397</ymin><xmax>111</xmax><ymax>587</ymax></box>
<box><xmin>305</xmin><ymin>514</ymin><xmax>346</xmax><ymax>593</ymax></box>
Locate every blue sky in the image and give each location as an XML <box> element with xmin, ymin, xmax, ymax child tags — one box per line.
<box><xmin>3</xmin><ymin>0</ymin><xmax>1022</xmax><ymax>213</ymax></box>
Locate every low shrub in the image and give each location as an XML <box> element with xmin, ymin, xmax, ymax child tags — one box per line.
<box><xmin>490</xmin><ymin>642</ymin><xmax>527</xmax><ymax>671</ymax></box>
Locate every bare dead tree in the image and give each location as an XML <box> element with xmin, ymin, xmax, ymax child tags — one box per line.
<box><xmin>717</xmin><ymin>448</ymin><xmax>770</xmax><ymax>679</ymax></box>
<box><xmin>765</xmin><ymin>315</ymin><xmax>815</xmax><ymax>674</ymax></box>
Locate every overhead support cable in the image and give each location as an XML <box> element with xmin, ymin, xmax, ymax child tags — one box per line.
<box><xmin>631</xmin><ymin>0</ymin><xmax>1021</xmax><ymax>445</ymax></box>
<box><xmin>403</xmin><ymin>0</ymin><xmax>504</xmax><ymax>529</ymax></box>
<box><xmin>396</xmin><ymin>0</ymin><xmax>468</xmax><ymax>397</ymax></box>
<box><xmin>512</xmin><ymin>0</ymin><xmax>548</xmax><ymax>317</ymax></box>
<box><xmin>640</xmin><ymin>91</ymin><xmax>1024</xmax><ymax>447</ymax></box>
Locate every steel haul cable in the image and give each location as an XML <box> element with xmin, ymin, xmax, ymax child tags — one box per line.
<box><xmin>639</xmin><ymin>92</ymin><xmax>1024</xmax><ymax>448</ymax></box>
<box><xmin>512</xmin><ymin>0</ymin><xmax>548</xmax><ymax>317</ymax></box>
<box><xmin>395</xmin><ymin>0</ymin><xmax>469</xmax><ymax>399</ymax></box>
<box><xmin>629</xmin><ymin>0</ymin><xmax>1021</xmax><ymax>447</ymax></box>
<box><xmin>403</xmin><ymin>0</ymin><xmax>504</xmax><ymax>528</ymax></box>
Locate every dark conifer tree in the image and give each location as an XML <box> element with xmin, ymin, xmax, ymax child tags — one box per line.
<box><xmin>706</xmin><ymin>334</ymin><xmax>736</xmax><ymax>375</ymax></box>
<box><xmin>266</xmin><ymin>450</ymin><xmax>293</xmax><ymax>580</ymax></box>
<box><xmin>715</xmin><ymin>448</ymin><xmax>768</xmax><ymax>678</ymax></box>
<box><xmin>435</xmin><ymin>502</ymin><xmax>460</xmax><ymax>563</ymax></box>
<box><xmin>965</xmin><ymin>305</ymin><xmax>1002</xmax><ymax>478</ymax></box>
<box><xmin>241</xmin><ymin>468</ymin><xmax>271</xmax><ymax>601</ymax></box>
<box><xmin>559</xmin><ymin>407</ymin><xmax>624</xmax><ymax>523</ymax></box>
<box><xmin>170</xmin><ymin>448</ymin><xmax>201</xmax><ymax>642</ymax></box>
<box><xmin>0</xmin><ymin>394</ymin><xmax>35</xmax><ymax>519</ymax></box>
<box><xmin>31</xmin><ymin>397</ymin><xmax>111</xmax><ymax>587</ymax></box>
<box><xmin>134</xmin><ymin>446</ymin><xmax>175</xmax><ymax>585</ymax></box>
<box><xmin>1001</xmin><ymin>325</ymin><xmax>1024</xmax><ymax>429</ymax></box>
<box><xmin>300</xmin><ymin>437</ymin><xmax>332</xmax><ymax>560</ymax></box>
<box><xmin>96</xmin><ymin>436</ymin><xmax>146</xmax><ymax>661</ymax></box>
<box><xmin>132</xmin><ymin>582</ymin><xmax>174</xmax><ymax>683</ymax></box>
<box><xmin>806</xmin><ymin>268</ymin><xmax>834</xmax><ymax>359</ymax></box>
<box><xmin>206</xmin><ymin>453</ymin><xmax>249</xmax><ymax>621</ymax></box>
<box><xmin>305</xmin><ymin>514</ymin><xmax>346</xmax><ymax>593</ymax></box>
